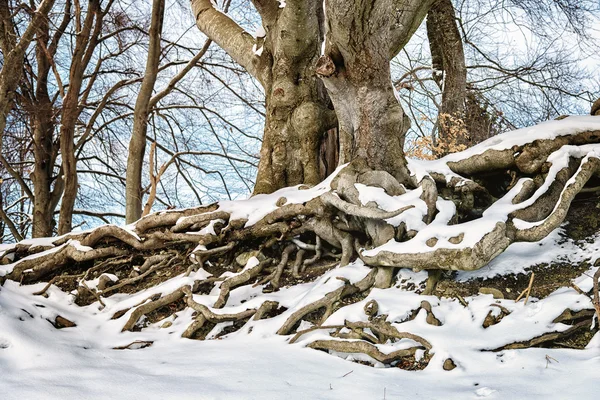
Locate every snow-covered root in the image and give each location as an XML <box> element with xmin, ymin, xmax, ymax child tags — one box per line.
<box><xmin>307</xmin><ymin>339</ymin><xmax>424</xmax><ymax>365</ymax></box>
<box><xmin>277</xmin><ymin>269</ymin><xmax>377</xmax><ymax>335</ymax></box>
<box><xmin>363</xmin><ymin>146</ymin><xmax>600</xmax><ymax>273</ymax></box>
<box><xmin>1</xmin><ymin>116</ymin><xmax>600</xmax><ymax>368</ymax></box>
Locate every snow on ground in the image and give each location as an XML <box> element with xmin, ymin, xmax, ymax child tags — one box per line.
<box><xmin>457</xmin><ymin>227</ymin><xmax>589</xmax><ymax>281</ymax></box>
<box><xmin>1</xmin><ymin>229</ymin><xmax>599</xmax><ymax>399</ymax></box>
<box><xmin>2</xmin><ymin>117</ymin><xmax>600</xmax><ymax>398</ymax></box>
<box><xmin>409</xmin><ymin>115</ymin><xmax>600</xmax><ymax>181</ymax></box>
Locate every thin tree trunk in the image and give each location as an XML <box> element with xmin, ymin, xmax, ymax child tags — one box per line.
<box><xmin>427</xmin><ymin>0</ymin><xmax>468</xmax><ymax>152</ymax></box>
<box><xmin>58</xmin><ymin>0</ymin><xmax>101</xmax><ymax>234</ymax></box>
<box><xmin>125</xmin><ymin>0</ymin><xmax>165</xmax><ymax>223</ymax></box>
<box><xmin>31</xmin><ymin>14</ymin><xmax>59</xmax><ymax>237</ymax></box>
<box><xmin>31</xmin><ymin>106</ymin><xmax>56</xmax><ymax>237</ymax></box>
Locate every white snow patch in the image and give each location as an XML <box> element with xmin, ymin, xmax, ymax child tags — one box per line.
<box><xmin>255</xmin><ymin>26</ymin><xmax>266</xmax><ymax>38</ymax></box>
<box><xmin>0</xmin><ymin>245</ymin><xmax>598</xmax><ymax>399</ymax></box>
<box><xmin>82</xmin><ymin>273</ymin><xmax>118</xmax><ymax>291</ymax></box>
<box><xmin>252</xmin><ymin>43</ymin><xmax>264</xmax><ymax>56</ymax></box>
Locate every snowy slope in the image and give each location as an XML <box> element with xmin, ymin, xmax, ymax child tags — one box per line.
<box><xmin>1</xmin><ymin>231</ymin><xmax>598</xmax><ymax>400</ymax></box>
<box><xmin>2</xmin><ymin>116</ymin><xmax>600</xmax><ymax>399</ymax></box>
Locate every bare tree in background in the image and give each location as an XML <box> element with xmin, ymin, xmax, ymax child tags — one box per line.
<box><xmin>126</xmin><ymin>0</ymin><xmax>214</xmax><ymax>223</ymax></box>
<box><xmin>24</xmin><ymin>0</ymin><xmax>71</xmax><ymax>237</ymax></box>
<box><xmin>125</xmin><ymin>0</ymin><xmax>166</xmax><ymax>224</ymax></box>
<box><xmin>426</xmin><ymin>0</ymin><xmax>468</xmax><ymax>154</ymax></box>
<box><xmin>394</xmin><ymin>0</ymin><xmax>599</xmax><ymax>159</ymax></box>
<box><xmin>0</xmin><ymin>0</ymin><xmax>259</xmax><ymax>239</ymax></box>
<box><xmin>0</xmin><ymin>0</ymin><xmax>56</xmax><ymax>239</ymax></box>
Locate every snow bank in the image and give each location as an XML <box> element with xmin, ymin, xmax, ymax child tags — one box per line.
<box><xmin>0</xmin><ymin>232</ymin><xmax>598</xmax><ymax>399</ymax></box>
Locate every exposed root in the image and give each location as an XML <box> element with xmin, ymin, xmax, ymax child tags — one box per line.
<box><xmin>184</xmin><ymin>287</ymin><xmax>256</xmax><ymax>321</ymax></box>
<box><xmin>171</xmin><ymin>211</ymin><xmax>230</xmax><ymax>233</ymax></box>
<box><xmin>308</xmin><ymin>340</ymin><xmax>424</xmax><ymax>365</ymax></box>
<box><xmin>6</xmin><ymin>244</ymin><xmax>129</xmax><ymax>283</ymax></box>
<box><xmin>344</xmin><ymin>319</ymin><xmax>432</xmax><ymax>349</ymax></box>
<box><xmin>513</xmin><ymin>157</ymin><xmax>600</xmax><ymax>242</ymax></box>
<box><xmin>2</xmin><ymin>123</ymin><xmax>600</xmax><ymax>368</ymax></box>
<box><xmin>214</xmin><ymin>258</ymin><xmax>269</xmax><ymax>308</ymax></box>
<box><xmin>291</xmin><ymin>248</ymin><xmax>306</xmax><ymax>278</ymax></box>
<box><xmin>321</xmin><ymin>192</ymin><xmax>414</xmax><ymax>219</ymax></box>
<box><xmin>134</xmin><ymin>204</ymin><xmax>219</xmax><ymax>233</ymax></box>
<box><xmin>358</xmin><ymin>170</ymin><xmax>406</xmax><ymax>196</ymax></box>
<box><xmin>419</xmin><ymin>177</ymin><xmax>438</xmax><ymax>224</ymax></box>
<box><xmin>493</xmin><ymin>319</ymin><xmax>594</xmax><ymax>350</ymax></box>
<box><xmin>103</xmin><ymin>254</ymin><xmax>179</xmax><ymax>295</ymax></box>
<box><xmin>289</xmin><ymin>325</ymin><xmax>345</xmax><ymax>344</ymax></box>
<box><xmin>300</xmin><ymin>235</ymin><xmax>323</xmax><ymax>272</ymax></box>
<box><xmin>277</xmin><ymin>269</ymin><xmax>376</xmax><ymax>335</ymax></box>
<box><xmin>187</xmin><ymin>242</ymin><xmax>235</xmax><ymax>275</ymax></box>
<box><xmin>271</xmin><ymin>244</ymin><xmax>295</xmax><ymax>289</ymax></box>
<box><xmin>122</xmin><ymin>286</ymin><xmax>187</xmax><ymax>332</ymax></box>
<box><xmin>422</xmin><ymin>270</ymin><xmax>442</xmax><ymax>295</ymax></box>
<box><xmin>253</xmin><ymin>300</ymin><xmax>280</xmax><ymax>320</ymax></box>
<box><xmin>33</xmin><ymin>273</ymin><xmax>85</xmax><ymax>296</ymax></box>
<box><xmin>181</xmin><ymin>315</ymin><xmax>208</xmax><ymax>339</ymax></box>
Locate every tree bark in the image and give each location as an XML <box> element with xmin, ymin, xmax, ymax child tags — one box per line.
<box><xmin>591</xmin><ymin>98</ymin><xmax>600</xmax><ymax>116</ymax></box>
<box><xmin>316</xmin><ymin>0</ymin><xmax>433</xmax><ymax>184</ymax></box>
<box><xmin>58</xmin><ymin>0</ymin><xmax>103</xmax><ymax>234</ymax></box>
<box><xmin>191</xmin><ymin>0</ymin><xmax>337</xmax><ymax>195</ymax></box>
<box><xmin>254</xmin><ymin>1</ymin><xmax>337</xmax><ymax>193</ymax></box>
<box><xmin>30</xmin><ymin>2</ymin><xmax>71</xmax><ymax>237</ymax></box>
<box><xmin>31</xmin><ymin>42</ymin><xmax>58</xmax><ymax>238</ymax></box>
<box><xmin>427</xmin><ymin>0</ymin><xmax>466</xmax><ymax>116</ymax></box>
<box><xmin>427</xmin><ymin>0</ymin><xmax>474</xmax><ymax>152</ymax></box>
<box><xmin>125</xmin><ymin>0</ymin><xmax>165</xmax><ymax>223</ymax></box>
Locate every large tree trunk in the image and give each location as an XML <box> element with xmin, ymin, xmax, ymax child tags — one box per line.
<box><xmin>191</xmin><ymin>0</ymin><xmax>337</xmax><ymax>195</ymax></box>
<box><xmin>253</xmin><ymin>1</ymin><xmax>336</xmax><ymax>194</ymax></box>
<box><xmin>315</xmin><ymin>0</ymin><xmax>433</xmax><ymax>184</ymax></box>
<box><xmin>125</xmin><ymin>0</ymin><xmax>165</xmax><ymax>223</ymax></box>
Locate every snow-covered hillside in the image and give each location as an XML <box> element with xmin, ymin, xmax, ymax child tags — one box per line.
<box><xmin>1</xmin><ymin>229</ymin><xmax>598</xmax><ymax>399</ymax></box>
<box><xmin>2</xmin><ymin>116</ymin><xmax>600</xmax><ymax>399</ymax></box>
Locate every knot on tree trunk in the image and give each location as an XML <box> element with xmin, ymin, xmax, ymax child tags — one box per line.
<box><xmin>315</xmin><ymin>55</ymin><xmax>336</xmax><ymax>77</ymax></box>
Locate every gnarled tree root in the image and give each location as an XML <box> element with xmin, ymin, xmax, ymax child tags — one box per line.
<box><xmin>308</xmin><ymin>340</ymin><xmax>425</xmax><ymax>365</ymax></box>
<box><xmin>277</xmin><ymin>269</ymin><xmax>377</xmax><ymax>335</ymax></box>
<box><xmin>2</xmin><ymin>128</ymin><xmax>600</xmax><ymax>369</ymax></box>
